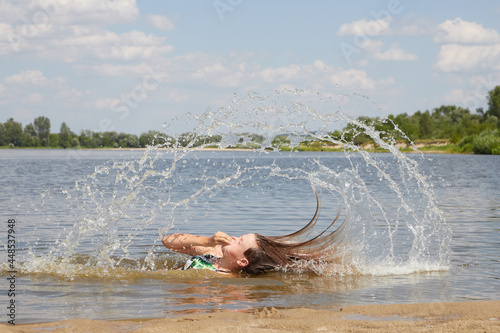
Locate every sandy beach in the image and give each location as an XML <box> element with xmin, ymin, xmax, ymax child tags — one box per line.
<box><xmin>3</xmin><ymin>300</ymin><xmax>499</xmax><ymax>332</ymax></box>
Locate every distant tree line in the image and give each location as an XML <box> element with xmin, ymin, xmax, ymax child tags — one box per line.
<box><xmin>0</xmin><ymin>116</ymin><xmax>264</xmax><ymax>150</ymax></box>
<box><xmin>1</xmin><ymin>86</ymin><xmax>499</xmax><ymax>154</ymax></box>
<box><xmin>330</xmin><ymin>86</ymin><xmax>500</xmax><ymax>154</ymax></box>
<box><xmin>0</xmin><ymin>116</ymin><xmax>148</xmax><ymax>149</ymax></box>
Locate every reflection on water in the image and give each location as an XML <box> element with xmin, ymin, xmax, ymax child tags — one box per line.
<box><xmin>14</xmin><ymin>263</ymin><xmax>456</xmax><ymax>322</ymax></box>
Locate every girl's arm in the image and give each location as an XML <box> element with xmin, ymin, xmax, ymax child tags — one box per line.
<box><xmin>162</xmin><ymin>231</ymin><xmax>234</xmax><ymax>256</ymax></box>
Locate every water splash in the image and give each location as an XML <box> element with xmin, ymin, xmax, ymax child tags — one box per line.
<box><xmin>18</xmin><ymin>89</ymin><xmax>451</xmax><ymax>279</ymax></box>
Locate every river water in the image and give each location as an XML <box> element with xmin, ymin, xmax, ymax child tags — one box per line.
<box><xmin>1</xmin><ymin>148</ymin><xmax>499</xmax><ymax>324</ymax></box>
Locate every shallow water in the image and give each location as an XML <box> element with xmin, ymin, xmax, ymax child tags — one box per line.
<box><xmin>1</xmin><ymin>149</ymin><xmax>499</xmax><ymax>324</ymax></box>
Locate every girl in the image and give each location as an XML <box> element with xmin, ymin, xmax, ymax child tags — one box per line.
<box><xmin>162</xmin><ymin>191</ymin><xmax>346</xmax><ymax>275</ymax></box>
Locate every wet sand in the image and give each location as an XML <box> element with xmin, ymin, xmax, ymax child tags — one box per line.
<box><xmin>3</xmin><ymin>300</ymin><xmax>499</xmax><ymax>332</ymax></box>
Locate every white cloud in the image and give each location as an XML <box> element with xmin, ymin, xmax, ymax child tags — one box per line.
<box><xmin>245</xmin><ymin>60</ymin><xmax>395</xmax><ymax>92</ymax></box>
<box><xmin>0</xmin><ymin>84</ymin><xmax>6</xmax><ymax>95</ymax></box>
<box><xmin>57</xmin><ymin>88</ymin><xmax>86</xmax><ymax>102</ymax></box>
<box><xmin>360</xmin><ymin>39</ymin><xmax>384</xmax><ymax>50</ymax></box>
<box><xmin>338</xmin><ymin>18</ymin><xmax>391</xmax><ymax>36</ymax></box>
<box><xmin>313</xmin><ymin>60</ymin><xmax>327</xmax><ymax>70</ymax></box>
<box><xmin>112</xmin><ymin>53</ymin><xmax>242</xmax><ymax>87</ymax></box>
<box><xmin>0</xmin><ymin>0</ymin><xmax>139</xmax><ymax>25</ymax></box>
<box><xmin>443</xmin><ymin>89</ymin><xmax>468</xmax><ymax>104</ymax></box>
<box><xmin>192</xmin><ymin>63</ymin><xmax>226</xmax><ymax>79</ymax></box>
<box><xmin>435</xmin><ymin>18</ymin><xmax>500</xmax><ymax>44</ymax></box>
<box><xmin>81</xmin><ymin>54</ymin><xmax>396</xmax><ymax>106</ymax></box>
<box><xmin>25</xmin><ymin>93</ymin><xmax>44</xmax><ymax>104</ymax></box>
<box><xmin>393</xmin><ymin>17</ymin><xmax>435</xmax><ymax>36</ymax></box>
<box><xmin>375</xmin><ymin>43</ymin><xmax>418</xmax><ymax>61</ymax></box>
<box><xmin>41</xmin><ymin>29</ymin><xmax>174</xmax><ymax>62</ymax></box>
<box><xmin>0</xmin><ymin>23</ymin><xmax>18</xmax><ymax>55</ymax></box>
<box><xmin>330</xmin><ymin>68</ymin><xmax>394</xmax><ymax>91</ymax></box>
<box><xmin>147</xmin><ymin>15</ymin><xmax>174</xmax><ymax>31</ymax></box>
<box><xmin>442</xmin><ymin>88</ymin><xmax>491</xmax><ymax>110</ymax></box>
<box><xmin>162</xmin><ymin>91</ymin><xmax>189</xmax><ymax>103</ymax></box>
<box><xmin>0</xmin><ymin>0</ymin><xmax>28</xmax><ymax>24</ymax></box>
<box><xmin>85</xmin><ymin>63</ymin><xmax>163</xmax><ymax>77</ymax></box>
<box><xmin>433</xmin><ymin>18</ymin><xmax>500</xmax><ymax>73</ymax></box>
<box><xmin>5</xmin><ymin>70</ymin><xmax>53</xmax><ymax>85</ymax></box>
<box><xmin>0</xmin><ymin>22</ymin><xmax>12</xmax><ymax>35</ymax></box>
<box><xmin>94</xmin><ymin>97</ymin><xmax>120</xmax><ymax>109</ymax></box>
<box><xmin>214</xmin><ymin>72</ymin><xmax>245</xmax><ymax>88</ymax></box>
<box><xmin>2</xmin><ymin>70</ymin><xmax>85</xmax><ymax>107</ymax></box>
<box><xmin>167</xmin><ymin>53</ymin><xmax>247</xmax><ymax>87</ymax></box>
<box><xmin>400</xmin><ymin>24</ymin><xmax>423</xmax><ymax>36</ymax></box>
<box><xmin>257</xmin><ymin>64</ymin><xmax>302</xmax><ymax>83</ymax></box>
<box><xmin>252</xmin><ymin>59</ymin><xmax>394</xmax><ymax>92</ymax></box>
<box><xmin>0</xmin><ymin>1</ymin><xmax>159</xmax><ymax>61</ymax></box>
<box><xmin>435</xmin><ymin>44</ymin><xmax>500</xmax><ymax>72</ymax></box>
<box><xmin>360</xmin><ymin>40</ymin><xmax>417</xmax><ymax>61</ymax></box>
<box><xmin>43</xmin><ymin>0</ymin><xmax>139</xmax><ymax>25</ymax></box>
<box><xmin>339</xmin><ymin>17</ymin><xmax>434</xmax><ymax>37</ymax></box>
<box><xmin>469</xmin><ymin>74</ymin><xmax>500</xmax><ymax>90</ymax></box>
<box><xmin>188</xmin><ymin>61</ymin><xmax>245</xmax><ymax>88</ymax></box>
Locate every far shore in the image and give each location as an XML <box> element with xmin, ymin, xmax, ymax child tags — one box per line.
<box><xmin>3</xmin><ymin>300</ymin><xmax>499</xmax><ymax>332</ymax></box>
<box><xmin>0</xmin><ymin>141</ymin><xmax>472</xmax><ymax>155</ymax></box>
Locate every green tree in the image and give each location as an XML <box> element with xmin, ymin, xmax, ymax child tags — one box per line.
<box><xmin>92</xmin><ymin>132</ymin><xmax>102</xmax><ymax>147</ymax></box>
<box><xmin>49</xmin><ymin>133</ymin><xmax>60</xmax><ymax>147</ymax></box>
<box><xmin>472</xmin><ymin>129</ymin><xmax>500</xmax><ymax>154</ymax></box>
<box><xmin>101</xmin><ymin>131</ymin><xmax>118</xmax><ymax>147</ymax></box>
<box><xmin>23</xmin><ymin>123</ymin><xmax>39</xmax><ymax>147</ymax></box>
<box><xmin>71</xmin><ymin>136</ymin><xmax>80</xmax><ymax>147</ymax></box>
<box><xmin>140</xmin><ymin>131</ymin><xmax>174</xmax><ymax>147</ymax></box>
<box><xmin>34</xmin><ymin>116</ymin><xmax>51</xmax><ymax>146</ymax></box>
<box><xmin>271</xmin><ymin>134</ymin><xmax>291</xmax><ymax>148</ymax></box>
<box><xmin>59</xmin><ymin>122</ymin><xmax>72</xmax><ymax>148</ymax></box>
<box><xmin>79</xmin><ymin>130</ymin><xmax>95</xmax><ymax>148</ymax></box>
<box><xmin>118</xmin><ymin>133</ymin><xmax>139</xmax><ymax>148</ymax></box>
<box><xmin>0</xmin><ymin>123</ymin><xmax>7</xmax><ymax>146</ymax></box>
<box><xmin>4</xmin><ymin>118</ymin><xmax>23</xmax><ymax>147</ymax></box>
<box><xmin>24</xmin><ymin>123</ymin><xmax>37</xmax><ymax>136</ymax></box>
<box><xmin>81</xmin><ymin>130</ymin><xmax>103</xmax><ymax>148</ymax></box>
<box><xmin>392</xmin><ymin>113</ymin><xmax>419</xmax><ymax>140</ymax></box>
<box><xmin>177</xmin><ymin>132</ymin><xmax>195</xmax><ymax>147</ymax></box>
<box><xmin>418</xmin><ymin>111</ymin><xmax>432</xmax><ymax>138</ymax></box>
<box><xmin>139</xmin><ymin>130</ymin><xmax>157</xmax><ymax>147</ymax></box>
<box><xmin>486</xmin><ymin>85</ymin><xmax>500</xmax><ymax>119</ymax></box>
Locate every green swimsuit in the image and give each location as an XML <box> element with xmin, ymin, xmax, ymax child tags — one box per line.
<box><xmin>182</xmin><ymin>254</ymin><xmax>220</xmax><ymax>272</ymax></box>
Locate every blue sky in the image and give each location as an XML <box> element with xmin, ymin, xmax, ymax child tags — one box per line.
<box><xmin>1</xmin><ymin>0</ymin><xmax>500</xmax><ymax>135</ymax></box>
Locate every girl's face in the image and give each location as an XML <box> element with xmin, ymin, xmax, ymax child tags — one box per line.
<box><xmin>222</xmin><ymin>233</ymin><xmax>257</xmax><ymax>262</ymax></box>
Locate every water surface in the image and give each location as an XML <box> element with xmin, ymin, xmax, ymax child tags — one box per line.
<box><xmin>1</xmin><ymin>149</ymin><xmax>498</xmax><ymax>324</ymax></box>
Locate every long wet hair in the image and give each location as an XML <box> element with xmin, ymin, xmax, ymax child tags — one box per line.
<box><xmin>241</xmin><ymin>189</ymin><xmax>347</xmax><ymax>275</ymax></box>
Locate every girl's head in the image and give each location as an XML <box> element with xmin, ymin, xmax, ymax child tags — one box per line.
<box><xmin>241</xmin><ymin>234</ymin><xmax>291</xmax><ymax>275</ymax></box>
<box><xmin>220</xmin><ymin>233</ymin><xmax>287</xmax><ymax>274</ymax></box>
<box><xmin>220</xmin><ymin>233</ymin><xmax>258</xmax><ymax>269</ymax></box>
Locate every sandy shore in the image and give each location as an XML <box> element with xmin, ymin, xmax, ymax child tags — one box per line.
<box><xmin>3</xmin><ymin>300</ymin><xmax>499</xmax><ymax>332</ymax></box>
